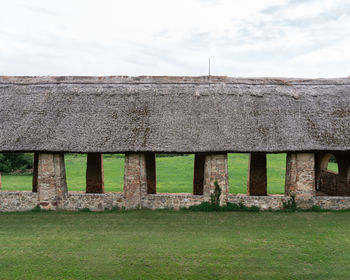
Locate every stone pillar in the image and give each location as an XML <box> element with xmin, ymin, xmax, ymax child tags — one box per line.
<box><xmin>247</xmin><ymin>153</ymin><xmax>267</xmax><ymax>196</ymax></box>
<box><xmin>86</xmin><ymin>153</ymin><xmax>104</xmax><ymax>193</ymax></box>
<box><xmin>32</xmin><ymin>153</ymin><xmax>39</xmax><ymax>192</ymax></box>
<box><xmin>285</xmin><ymin>153</ymin><xmax>315</xmax><ymax>199</ymax></box>
<box><xmin>124</xmin><ymin>153</ymin><xmax>147</xmax><ymax>209</ymax></box>
<box><xmin>37</xmin><ymin>153</ymin><xmax>67</xmax><ymax>210</ymax></box>
<box><xmin>193</xmin><ymin>154</ymin><xmax>205</xmax><ymax>195</ymax></box>
<box><xmin>145</xmin><ymin>152</ymin><xmax>156</xmax><ymax>194</ymax></box>
<box><xmin>203</xmin><ymin>154</ymin><xmax>229</xmax><ymax>206</ymax></box>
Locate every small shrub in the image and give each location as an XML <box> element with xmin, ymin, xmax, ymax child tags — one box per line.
<box><xmin>188</xmin><ymin>202</ymin><xmax>220</xmax><ymax>211</ymax></box>
<box><xmin>186</xmin><ymin>180</ymin><xmax>260</xmax><ymax>212</ymax></box>
<box><xmin>249</xmin><ymin>205</ymin><xmax>260</xmax><ymax>212</ymax></box>
<box><xmin>31</xmin><ymin>205</ymin><xmax>42</xmax><ymax>212</ymax></box>
<box><xmin>210</xmin><ymin>181</ymin><xmax>221</xmax><ymax>206</ymax></box>
<box><xmin>78</xmin><ymin>208</ymin><xmax>91</xmax><ymax>212</ymax></box>
<box><xmin>187</xmin><ymin>201</ymin><xmax>260</xmax><ymax>212</ymax></box>
<box><xmin>282</xmin><ymin>194</ymin><xmax>297</xmax><ymax>211</ymax></box>
<box><xmin>310</xmin><ymin>205</ymin><xmax>323</xmax><ymax>212</ymax></box>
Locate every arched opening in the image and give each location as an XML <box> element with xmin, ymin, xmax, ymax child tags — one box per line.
<box><xmin>320</xmin><ymin>153</ymin><xmax>338</xmax><ymax>174</ymax></box>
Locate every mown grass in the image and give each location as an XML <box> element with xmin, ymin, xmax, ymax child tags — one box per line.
<box><xmin>0</xmin><ymin>154</ymin><xmax>338</xmax><ymax>194</ymax></box>
<box><xmin>1</xmin><ymin>210</ymin><xmax>350</xmax><ymax>279</ymax></box>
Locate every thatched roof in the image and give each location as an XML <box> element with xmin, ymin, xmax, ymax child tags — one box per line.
<box><xmin>0</xmin><ymin>76</ymin><xmax>349</xmax><ymax>153</ymax></box>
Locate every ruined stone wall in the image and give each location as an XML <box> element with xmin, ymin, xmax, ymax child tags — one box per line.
<box><xmin>61</xmin><ymin>192</ymin><xmax>123</xmax><ymax>211</ymax></box>
<box><xmin>0</xmin><ymin>191</ymin><xmax>39</xmax><ymax>212</ymax></box>
<box><xmin>2</xmin><ymin>190</ymin><xmax>350</xmax><ymax>211</ymax></box>
<box><xmin>1</xmin><ymin>151</ymin><xmax>350</xmax><ymax>212</ymax></box>
<box><xmin>142</xmin><ymin>193</ymin><xmax>204</xmax><ymax>210</ymax></box>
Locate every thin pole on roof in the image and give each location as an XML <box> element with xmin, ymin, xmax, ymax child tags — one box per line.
<box><xmin>208</xmin><ymin>57</ymin><xmax>211</xmax><ymax>79</ymax></box>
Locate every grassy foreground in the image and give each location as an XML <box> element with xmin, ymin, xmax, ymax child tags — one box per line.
<box><xmin>1</xmin><ymin>210</ymin><xmax>350</xmax><ymax>279</ymax></box>
<box><xmin>1</xmin><ymin>153</ymin><xmax>338</xmax><ymax>194</ymax></box>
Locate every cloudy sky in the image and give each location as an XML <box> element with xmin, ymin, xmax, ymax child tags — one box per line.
<box><xmin>0</xmin><ymin>0</ymin><xmax>349</xmax><ymax>77</ymax></box>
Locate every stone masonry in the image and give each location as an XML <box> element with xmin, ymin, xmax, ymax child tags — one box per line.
<box><xmin>285</xmin><ymin>153</ymin><xmax>315</xmax><ymax>208</ymax></box>
<box><xmin>203</xmin><ymin>154</ymin><xmax>229</xmax><ymax>206</ymax></box>
<box><xmin>123</xmin><ymin>153</ymin><xmax>147</xmax><ymax>209</ymax></box>
<box><xmin>1</xmin><ymin>151</ymin><xmax>350</xmax><ymax>212</ymax></box>
<box><xmin>37</xmin><ymin>153</ymin><xmax>67</xmax><ymax>210</ymax></box>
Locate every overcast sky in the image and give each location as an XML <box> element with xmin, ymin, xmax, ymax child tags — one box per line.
<box><xmin>0</xmin><ymin>0</ymin><xmax>349</xmax><ymax>77</ymax></box>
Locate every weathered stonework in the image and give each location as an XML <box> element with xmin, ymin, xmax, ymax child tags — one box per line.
<box><xmin>86</xmin><ymin>153</ymin><xmax>104</xmax><ymax>193</ymax></box>
<box><xmin>61</xmin><ymin>192</ymin><xmax>123</xmax><ymax>211</ymax></box>
<box><xmin>37</xmin><ymin>153</ymin><xmax>67</xmax><ymax>210</ymax></box>
<box><xmin>0</xmin><ymin>191</ymin><xmax>39</xmax><ymax>211</ymax></box>
<box><xmin>285</xmin><ymin>153</ymin><xmax>315</xmax><ymax>199</ymax></box>
<box><xmin>311</xmin><ymin>196</ymin><xmax>350</xmax><ymax>210</ymax></box>
<box><xmin>203</xmin><ymin>154</ymin><xmax>229</xmax><ymax>206</ymax></box>
<box><xmin>142</xmin><ymin>193</ymin><xmax>204</xmax><ymax>210</ymax></box>
<box><xmin>123</xmin><ymin>153</ymin><xmax>147</xmax><ymax>209</ymax></box>
<box><xmin>228</xmin><ymin>194</ymin><xmax>288</xmax><ymax>210</ymax></box>
<box><xmin>247</xmin><ymin>153</ymin><xmax>267</xmax><ymax>196</ymax></box>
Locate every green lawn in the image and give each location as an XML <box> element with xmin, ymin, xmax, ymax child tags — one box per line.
<box><xmin>0</xmin><ymin>154</ymin><xmax>338</xmax><ymax>194</ymax></box>
<box><xmin>1</xmin><ymin>210</ymin><xmax>350</xmax><ymax>279</ymax></box>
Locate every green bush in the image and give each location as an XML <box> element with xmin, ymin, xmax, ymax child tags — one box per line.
<box><xmin>187</xmin><ymin>202</ymin><xmax>260</xmax><ymax>212</ymax></box>
<box><xmin>0</xmin><ymin>153</ymin><xmax>33</xmax><ymax>173</ymax></box>
<box><xmin>282</xmin><ymin>194</ymin><xmax>297</xmax><ymax>211</ymax></box>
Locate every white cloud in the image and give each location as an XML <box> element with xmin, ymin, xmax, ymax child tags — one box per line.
<box><xmin>0</xmin><ymin>0</ymin><xmax>349</xmax><ymax>77</ymax></box>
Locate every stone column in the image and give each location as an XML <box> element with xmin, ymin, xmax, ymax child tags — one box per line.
<box><xmin>203</xmin><ymin>154</ymin><xmax>229</xmax><ymax>206</ymax></box>
<box><xmin>86</xmin><ymin>153</ymin><xmax>104</xmax><ymax>193</ymax></box>
<box><xmin>124</xmin><ymin>153</ymin><xmax>147</xmax><ymax>209</ymax></box>
<box><xmin>32</xmin><ymin>153</ymin><xmax>39</xmax><ymax>192</ymax></box>
<box><xmin>247</xmin><ymin>153</ymin><xmax>267</xmax><ymax>196</ymax></box>
<box><xmin>37</xmin><ymin>153</ymin><xmax>67</xmax><ymax>210</ymax></box>
<box><xmin>145</xmin><ymin>152</ymin><xmax>156</xmax><ymax>194</ymax></box>
<box><xmin>193</xmin><ymin>154</ymin><xmax>205</xmax><ymax>195</ymax></box>
<box><xmin>285</xmin><ymin>153</ymin><xmax>315</xmax><ymax>199</ymax></box>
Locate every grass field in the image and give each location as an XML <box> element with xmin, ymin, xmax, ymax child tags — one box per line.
<box><xmin>0</xmin><ymin>153</ymin><xmax>338</xmax><ymax>194</ymax></box>
<box><xmin>1</xmin><ymin>210</ymin><xmax>350</xmax><ymax>279</ymax></box>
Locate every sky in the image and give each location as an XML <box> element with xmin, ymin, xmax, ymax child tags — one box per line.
<box><xmin>0</xmin><ymin>0</ymin><xmax>349</xmax><ymax>77</ymax></box>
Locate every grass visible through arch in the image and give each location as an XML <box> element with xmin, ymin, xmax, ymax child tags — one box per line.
<box><xmin>1</xmin><ymin>153</ymin><xmax>339</xmax><ymax>193</ymax></box>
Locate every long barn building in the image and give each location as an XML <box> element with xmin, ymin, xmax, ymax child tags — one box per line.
<box><xmin>0</xmin><ymin>76</ymin><xmax>349</xmax><ymax>211</ymax></box>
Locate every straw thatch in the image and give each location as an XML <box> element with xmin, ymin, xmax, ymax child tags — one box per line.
<box><xmin>0</xmin><ymin>76</ymin><xmax>349</xmax><ymax>153</ymax></box>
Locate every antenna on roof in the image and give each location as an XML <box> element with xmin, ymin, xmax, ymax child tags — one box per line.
<box><xmin>208</xmin><ymin>57</ymin><xmax>211</xmax><ymax>79</ymax></box>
